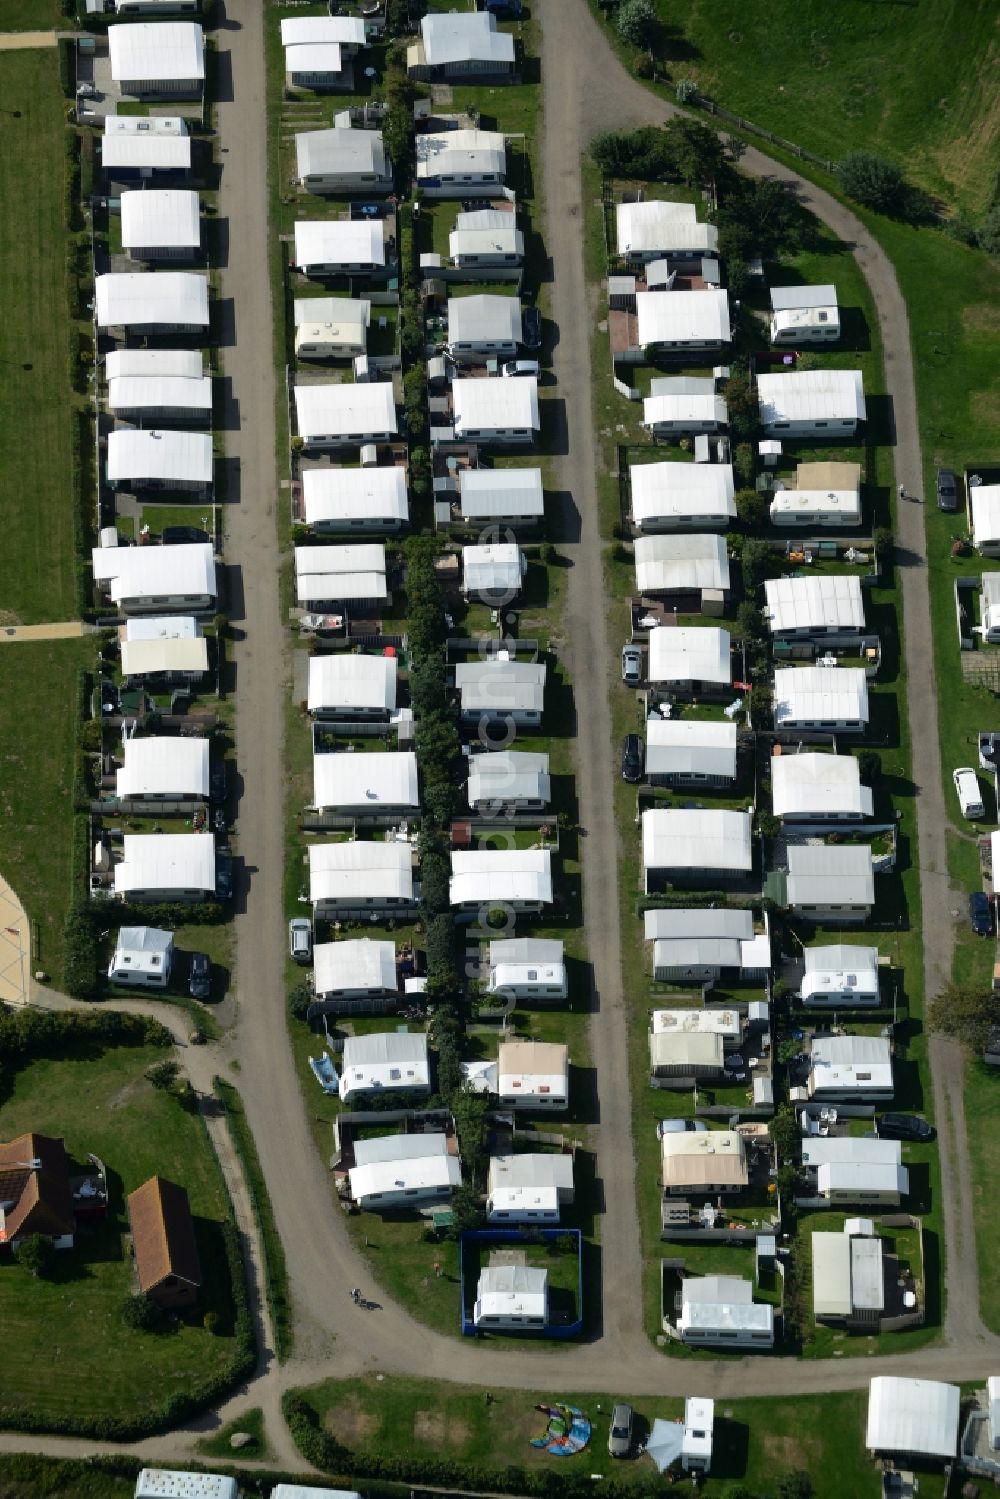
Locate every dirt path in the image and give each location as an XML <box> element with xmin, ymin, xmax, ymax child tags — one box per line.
<box><xmin>0</xmin><ymin>32</ymin><xmax>55</xmax><ymax>50</ymax></box>
<box><xmin>0</xmin><ymin>622</ymin><xmax>93</xmax><ymax>640</ymax></box>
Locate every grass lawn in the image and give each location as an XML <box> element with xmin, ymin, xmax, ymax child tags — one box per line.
<box><xmin>291</xmin><ymin>1374</ymin><xmax>886</xmax><ymax>1499</ymax></box>
<box><xmin>590</xmin><ymin>0</ymin><xmax>1000</xmax><ymax>217</ymax></box>
<box><xmin>196</xmin><ymin>1406</ymin><xmax>270</xmax><ymax>1461</ymax></box>
<box><xmin>0</xmin><ymin>50</ymin><xmax>80</xmax><ymax>624</ymax></box>
<box><xmin>0</xmin><ymin>1039</ymin><xmax>239</xmax><ymax>1427</ymax></box>
<box><xmin>0</xmin><ymin>637</ymin><xmax>97</xmax><ymax>979</ymax></box>
<box><xmin>963</xmin><ymin>1057</ymin><xmax>1000</xmax><ymax>1333</ymax></box>
<box><xmin>0</xmin><ymin>2</ymin><xmax>62</xmax><ymax>27</ymax></box>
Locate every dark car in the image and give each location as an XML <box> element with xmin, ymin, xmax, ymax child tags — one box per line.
<box><xmin>521</xmin><ymin>306</ymin><xmax>542</xmax><ymax>351</ymax></box>
<box><xmin>877</xmin><ymin>1112</ymin><xmax>935</xmax><ymax>1143</ymax></box>
<box><xmin>969</xmin><ymin>890</ymin><xmax>994</xmax><ymax>936</ymax></box>
<box><xmin>162</xmin><ymin>525</ymin><xmax>209</xmax><ymax>545</ymax></box>
<box><xmin>350</xmin><ymin>202</ymin><xmax>383</xmax><ymax>219</ymax></box>
<box><xmin>209</xmin><ymin>762</ymin><xmax>227</xmax><ymax>805</ymax></box>
<box><xmin>188</xmin><ymin>952</ymin><xmax>211</xmax><ymax>1000</ymax></box>
<box><xmin>936</xmin><ymin>467</ymin><xmax>958</xmax><ymax>512</ymax></box>
<box><xmin>216</xmin><ymin>851</ymin><xmax>233</xmax><ymax>900</ymax></box>
<box><xmin>621</xmin><ymin>733</ymin><xmax>644</xmax><ymax>783</ymax></box>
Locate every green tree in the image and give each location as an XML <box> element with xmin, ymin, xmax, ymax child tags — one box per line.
<box><xmin>735</xmin><ymin>599</ymin><xmax>765</xmax><ymax>643</ymax></box>
<box><xmin>837</xmin><ymin>151</ymin><xmax>908</xmax><ymax>215</ymax></box>
<box><xmin>616</xmin><ymin>0</ymin><xmax>658</xmax><ymax>49</ymax></box>
<box><xmin>857</xmin><ymin>749</ymin><xmax>882</xmax><ymax>785</ymax></box>
<box><xmin>734</xmin><ymin>488</ymin><xmax>767</xmax><ymax>530</ymax></box>
<box><xmin>288</xmin><ymin>981</ymin><xmax>312</xmax><ymax>1023</ymax></box>
<box><xmin>724</xmin><ymin>369</ymin><xmax>759</xmax><ymax>444</ymax></box>
<box><xmin>770</xmin><ymin>1104</ymin><xmax>799</xmax><ymax>1163</ymax></box>
<box><xmin>928</xmin><ymin>982</ymin><xmax>996</xmax><ymax>1054</ymax></box>
<box><xmin>446</xmin><ymin>1181</ymin><xmax>485</xmax><ymax>1237</ymax></box>
<box><xmin>121</xmin><ymin>1293</ymin><xmax>160</xmax><ymax>1332</ymax></box>
<box><xmin>740</xmin><ymin>536</ymin><xmax>771</xmax><ymax>594</ymax></box>
<box><xmin>146</xmin><ymin>1059</ymin><xmax>180</xmax><ymax>1091</ymax></box>
<box><xmin>733</xmin><ymin>441</ymin><xmax>756</xmax><ymax>486</ymax></box>
<box><xmin>660</xmin><ymin>117</ymin><xmax>728</xmax><ymax>186</ymax></box>
<box><xmin>14</xmin><ymin>1233</ymin><xmax>56</xmax><ymax>1279</ymax></box>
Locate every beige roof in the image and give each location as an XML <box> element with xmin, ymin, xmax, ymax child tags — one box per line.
<box><xmin>661</xmin><ymin>1130</ymin><xmax>748</xmax><ymax>1190</ymax></box>
<box><xmin>497</xmin><ymin>1041</ymin><xmax>568</xmax><ymax>1074</ymax></box>
<box><xmin>794</xmin><ymin>460</ymin><xmax>862</xmax><ymax>492</ymax></box>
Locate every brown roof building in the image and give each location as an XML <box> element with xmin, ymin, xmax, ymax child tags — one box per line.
<box><xmin>127</xmin><ymin>1175</ymin><xmax>202</xmax><ymax>1309</ymax></box>
<box><xmin>0</xmin><ymin>1133</ymin><xmax>75</xmax><ymax>1247</ymax></box>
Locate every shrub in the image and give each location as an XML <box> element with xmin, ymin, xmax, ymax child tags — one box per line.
<box><xmin>734</xmin><ymin>488</ymin><xmax>766</xmax><ymax>530</ymax></box>
<box><xmin>145</xmin><ymin>1059</ymin><xmax>180</xmax><ymax>1091</ymax></box>
<box><xmin>121</xmin><ymin>1294</ymin><xmax>160</xmax><ymax>1333</ymax></box>
<box><xmin>62</xmin><ymin>903</ymin><xmax>101</xmax><ymax>999</ymax></box>
<box><xmin>203</xmin><ymin>1310</ymin><xmax>221</xmax><ymax>1336</ymax></box>
<box><xmin>14</xmin><ymin>1235</ymin><xmax>57</xmax><ymax>1279</ymax></box>
<box><xmin>733</xmin><ymin>442</ymin><xmax>755</xmax><ymax>486</ymax></box>
<box><xmin>616</xmin><ymin>0</ymin><xmax>658</xmax><ymax>48</ymax></box>
<box><xmin>837</xmin><ymin>151</ymin><xmax>909</xmax><ymax>216</ymax></box>
<box><xmin>288</xmin><ymin>983</ymin><xmax>312</xmax><ymax>1023</ymax></box>
<box><xmin>675</xmin><ymin>77</ymin><xmax>697</xmax><ymax>104</ymax></box>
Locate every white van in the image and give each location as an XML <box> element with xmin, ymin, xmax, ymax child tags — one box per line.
<box><xmin>502</xmin><ymin>359</ymin><xmax>541</xmax><ymax>378</ymax></box>
<box><xmin>954</xmin><ymin>766</ymin><xmax>985</xmax><ymax>819</ymax></box>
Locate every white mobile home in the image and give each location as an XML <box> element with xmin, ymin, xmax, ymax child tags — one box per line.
<box><xmin>971</xmin><ymin>484</ymin><xmax>1000</xmax><ymax>557</ymax></box>
<box><xmin>635</xmin><ymin>288</ymin><xmax>731</xmax><ymax>355</ymax></box>
<box><xmin>772</xmin><ymin>666</ymin><xmax>870</xmax><ymax>733</ymax></box>
<box><xmin>643</xmin><ymin>376</ymin><xmax>728</xmax><ymax>437</ymax></box>
<box><xmin>644</xmin><ymin>718</ymin><xmax>737</xmax><ymax>786</ymax></box>
<box><xmin>302</xmin><ymin>467</ymin><xmax>408</xmax><ymax>534</ymax></box>
<box><xmin>113</xmin><ymin>832</ymin><xmax>217</xmax><ymax>901</ymax></box>
<box><xmin>456</xmin><ymin>467</ymin><xmax>543</xmax><ymax>527</ymax></box>
<box><xmin>108</xmin><ymin>22</ymin><xmax>205</xmax><ymax>97</ymax></box>
<box><xmin>107</xmin><ymin>348</ymin><xmax>211</xmax><ymax>422</ymax></box>
<box><xmin>294</xmin><ymin>383</ymin><xmax>397</xmax><ymax>448</ymax></box>
<box><xmin>281</xmin><ymin>16</ymin><xmax>365</xmax><ymax>90</ymax></box>
<box><xmin>807</xmin><ymin>1034</ymin><xmax>893</xmax><ymax>1102</ymax></box>
<box><xmin>764</xmin><ymin>575</ymin><xmax>865</xmax><ymax>640</ymax></box>
<box><xmin>307</xmin><ymin>653</ymin><xmax>397</xmax><ymax>721</ymax></box>
<box><xmin>449</xmin><ymin>209</ymin><xmax>524</xmax><ymax>268</ymax></box>
<box><xmin>294</xmin><ymin>542</ymin><xmax>388</xmax><ymax>608</ymax></box>
<box><xmin>91</xmin><ymin>541</ymin><xmax>216</xmax><ymax>614</ymax></box>
<box><xmin>339</xmin><ymin>1031</ymin><xmax>430</xmax><ymax>1106</ymax></box>
<box><xmin>115</xmin><ymin>735</ymin><xmax>209</xmax><ymax>804</ymax></box>
<box><xmin>294</xmin><ymin>297</ymin><xmax>371</xmax><ymax>359</ymax></box>
<box><xmin>473</xmin><ymin>1263</ymin><xmax>548</xmax><ymax>1331</ymax></box>
<box><xmin>449</xmin><ymin>848</ymin><xmax>553</xmax><ymax>913</ymax></box>
<box><xmin>452</xmin><ymin>377</ymin><xmax>539</xmax><ymax>445</ymax></box>
<box><xmin>497</xmin><ymin>1040</ymin><xmax>569</xmax><ymax>1112</ymax></box>
<box><xmin>487</xmin><ymin>1153</ymin><xmax>574</xmax><ymax>1224</ymax></box>
<box><xmin>135</xmin><ymin>1474</ymin><xmax>237</xmax><ymax>1499</ymax></box>
<box><xmin>113</xmin><ymin>0</ymin><xmax>201</xmax><ymax>16</ymax></box>
<box><xmin>95</xmin><ymin>272</ymin><xmax>209</xmax><ymax>334</ymax></box>
<box><xmin>784</xmin><ymin>844</ymin><xmax>875</xmax><ymax>923</ymax></box>
<box><xmin>630</xmin><ymin>460</ymin><xmax>735</xmax><ymax>532</ymax></box>
<box><xmin>634</xmin><ymin>533</ymin><xmax>730</xmax><ymax>600</ymax></box>
<box><xmin>811</xmin><ymin>1228</ymin><xmax>884</xmax><ymax>1326</ymax></box>
<box><xmin>661</xmin><ymin>1132</ymin><xmax>748</xmax><ymax>1197</ymax></box>
<box><xmin>313</xmin><ymin>939</ymin><xmax>397</xmax><ymax>1001</ymax></box>
<box><xmin>801</xmin><ymin>1137</ymin><xmax>907</xmax><ymax>1206</ymax></box>
<box><xmin>416</xmin><ymin>129</ymin><xmax>506</xmax><ymax>197</ymax></box>
<box><xmin>294</xmin><ymin>220</ymin><xmax>387</xmax><ymax>276</ymax></box>
<box><xmin>454</xmin><ymin>658</ymin><xmax>545</xmax><ymax>725</ymax></box>
<box><xmin>349</xmin><ymin>1132</ymin><xmax>461</xmax><ymax>1212</ymax></box>
<box><xmin>642</xmin><ymin>808</ymin><xmax>752</xmax><ymax>891</ymax></box>
<box><xmin>645</xmin><ymin>907</ymin><xmax>770</xmax><ymax>984</ymax></box>
<box><xmin>120</xmin><ymin>190</ymin><xmax>200</xmax><ymax>261</ymax></box>
<box><xmin>486</xmin><ymin>937</ymin><xmax>567</xmax><ymax>1001</ymax></box>
<box><xmin>675</xmin><ymin>1275</ymin><xmax>774</xmax><ymax>1350</ymax></box>
<box><xmin>866</xmin><ymin>1378</ymin><xmax>960</xmax><ymax>1462</ymax></box>
<box><xmin>800</xmin><ymin>944</ymin><xmax>881</xmax><ymax>1006</ymax></box>
<box><xmin>119</xmin><ymin>614</ymin><xmax>208</xmax><ymax>682</ymax></box>
<box><xmin>649</xmin><ymin>1022</ymin><xmax>727</xmax><ymax>1084</ymax></box>
<box><xmin>312</xmin><ymin>749</ymin><xmax>419</xmax><ymax>818</ymax></box>
<box><xmin>467</xmin><ymin>751</ymin><xmax>551</xmax><ymax>811</ymax></box>
<box><xmin>771</xmin><ymin>752</ymin><xmax>873</xmax><ymax>822</ymax></box>
<box><xmin>769</xmin><ymin>284</ymin><xmax>840</xmax><ymax>345</ymax></box>
<box><xmin>106</xmin><ymin>429</ymin><xmax>212</xmax><ymax>497</ymax></box>
<box><xmin>462</xmin><ymin>541</ymin><xmax>525</xmax><ymax>599</ymax></box>
<box><xmin>769</xmin><ymin>461</ymin><xmax>863</xmax><ymax>528</ymax></box>
<box><xmin>409</xmin><ymin>12</ymin><xmax>514</xmax><ymax>81</ymax></box>
<box><xmin>647</xmin><ymin>626</ymin><xmax>732</xmax><ymax>693</ymax></box>
<box><xmin>101</xmin><ymin>115</ymin><xmax>192</xmax><ymax>178</ymax></box>
<box><xmin>757</xmin><ymin>368</ymin><xmax>866</xmax><ymax>436</ymax></box>
<box><xmin>615</xmin><ymin>199</ymin><xmax>718</xmax><ymax>264</ymax></box>
<box><xmin>448</xmin><ymin>294</ymin><xmax>523</xmax><ymax>361</ymax></box>
<box><xmin>308</xmin><ymin>840</ymin><xmax>417</xmax><ymax>920</ymax></box>
<box><xmin>108</xmin><ymin>925</ymin><xmax>174</xmax><ymax>990</ymax></box>
<box><xmin>295</xmin><ymin>128</ymin><xmax>392</xmax><ymax>195</ymax></box>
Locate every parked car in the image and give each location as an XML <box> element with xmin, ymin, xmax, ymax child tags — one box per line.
<box><xmin>621</xmin><ymin>643</ymin><xmax>643</xmax><ymax>685</ymax></box>
<box><xmin>502</xmin><ymin>359</ymin><xmax>541</xmax><ymax>378</ymax></box>
<box><xmin>953</xmin><ymin>766</ymin><xmax>985</xmax><ymax>819</ymax></box>
<box><xmin>162</xmin><ymin>525</ymin><xmax>209</xmax><ymax>545</ymax></box>
<box><xmin>188</xmin><ymin>952</ymin><xmax>211</xmax><ymax>1000</ymax></box>
<box><xmin>877</xmin><ymin>1112</ymin><xmax>935</xmax><ymax>1143</ymax></box>
<box><xmin>608</xmin><ymin>1404</ymin><xmax>634</xmax><ymax>1460</ymax></box>
<box><xmin>969</xmin><ymin>890</ymin><xmax>994</xmax><ymax>936</ymax></box>
<box><xmin>656</xmin><ymin>1119</ymin><xmax>708</xmax><ymax>1139</ymax></box>
<box><xmin>215</xmin><ymin>851</ymin><xmax>233</xmax><ymax>900</ymax></box>
<box><xmin>289</xmin><ymin>917</ymin><xmax>313</xmax><ymax>964</ymax></box>
<box><xmin>209</xmin><ymin>762</ymin><xmax>227</xmax><ymax>804</ymax></box>
<box><xmin>936</xmin><ymin>467</ymin><xmax>958</xmax><ymax>512</ymax></box>
<box><xmin>521</xmin><ymin>306</ymin><xmax>542</xmax><ymax>350</ymax></box>
<box><xmin>350</xmin><ymin>202</ymin><xmax>383</xmax><ymax>219</ymax></box>
<box><xmin>621</xmin><ymin>733</ymin><xmax>644</xmax><ymax>783</ymax></box>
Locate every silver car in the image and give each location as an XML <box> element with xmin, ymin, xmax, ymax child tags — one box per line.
<box><xmin>289</xmin><ymin>917</ymin><xmax>313</xmax><ymax>964</ymax></box>
<box><xmin>621</xmin><ymin>643</ymin><xmax>643</xmax><ymax>685</ymax></box>
<box><xmin>608</xmin><ymin>1403</ymin><xmax>634</xmax><ymax>1458</ymax></box>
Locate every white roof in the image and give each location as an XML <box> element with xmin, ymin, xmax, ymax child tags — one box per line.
<box><xmin>616</xmin><ymin>199</ymin><xmax>718</xmax><ymax>256</ymax></box>
<box><xmin>643</xmin><ymin>391</ymin><xmax>728</xmax><ymax>428</ymax></box>
<box><xmin>647</xmin><ymin>625</ymin><xmax>731</xmax><ymax>685</ymax></box>
<box><xmin>303</xmin><ymin>466</ymin><xmax>407</xmax><ymax>527</ymax></box>
<box><xmin>771</xmin><ymin>752</ymin><xmax>872</xmax><ymax>818</ymax></box>
<box><xmin>96</xmin><ymin>272</ymin><xmax>209</xmax><ymax>329</ymax></box>
<box><xmin>421</xmin><ymin>11</ymin><xmax>514</xmax><ymax>66</ymax></box>
<box><xmin>307</xmin><ymin>653</ymin><xmax>397</xmax><ymax>714</ymax></box>
<box><xmin>773</xmin><ymin>666</ymin><xmax>869</xmax><ymax>727</ymax></box>
<box><xmin>121</xmin><ymin>634</ymin><xmax>208</xmax><ymax>677</ymax></box>
<box><xmin>652</xmin><ymin>1007</ymin><xmax>740</xmax><ymax>1038</ymax></box>
<box><xmin>120</xmin><ymin>190</ymin><xmax>199</xmax><ymax>250</ymax></box>
<box><xmin>416</xmin><ymin>129</ymin><xmax>506</xmax><ymax>182</ymax></box>
<box><xmin>341</xmin><ymin>1031</ymin><xmax>429</xmax><ymax>1096</ymax></box>
<box><xmin>448</xmin><ymin>293</ymin><xmax>522</xmax><ymax>345</ymax></box>
<box><xmin>811</xmin><ymin>1232</ymin><xmax>853</xmax><ymax>1317</ymax></box>
<box><xmin>757</xmin><ymin>368</ymin><xmax>866</xmax><ymax>425</ymax></box>
<box><xmin>308</xmin><ymin>840</ymin><xmax>414</xmax><ymax>904</ymax></box>
<box><xmin>636</xmin><ymin>288</ymin><xmax>730</xmax><ymax>347</ymax></box>
<box><xmin>294</xmin><ymin>220</ymin><xmax>385</xmax><ymax>268</ymax></box>
<box><xmin>101</xmin><ymin>134</ymin><xmax>192</xmax><ymax>171</ymax></box>
<box><xmin>281</xmin><ymin>15</ymin><xmax>365</xmax><ymax>46</ymax></box>
<box><xmin>866</xmin><ymin>1378</ymin><xmax>960</xmax><ymax>1459</ymax></box>
<box><xmin>92</xmin><ymin>542</ymin><xmax>216</xmax><ymax>604</ymax></box>
<box><xmin>475</xmin><ymin>1262</ymin><xmax>547</xmax><ymax>1320</ymax></box>
<box><xmin>455</xmin><ymin>659</ymin><xmax>545</xmax><ymax>712</ymax></box>
<box><xmin>679</xmin><ymin>1276</ymin><xmax>772</xmax><ymax>1337</ymax></box>
<box><xmin>293</xmin><ymin>295</ymin><xmax>371</xmax><ymax>332</ymax></box>
<box><xmin>463</xmin><ymin>541</ymin><xmax>524</xmax><ymax>594</ymax></box>
<box><xmin>764</xmin><ymin>575</ymin><xmax>865</xmax><ymax>634</ymax></box>
<box><xmin>786</xmin><ymin>844</ymin><xmax>874</xmax><ymax>906</ymax></box>
<box><xmin>450</xmin><ymin>848</ymin><xmax>552</xmax><ymax>906</ymax></box>
<box><xmin>294</xmin><ymin>542</ymin><xmax>387</xmax><ymax>603</ymax></box>
<box><xmin>108</xmin><ymin>23</ymin><xmax>205</xmax><ymax>85</ymax></box>
<box><xmin>105</xmin><ymin>115</ymin><xmax>188</xmax><ymax>137</ymax></box>
<box><xmin>294</xmin><ymin>383</ymin><xmax>397</xmax><ymax>442</ymax></box>
<box><xmin>802</xmin><ymin>1137</ymin><xmax>902</xmax><ymax>1168</ymax></box>
<box><xmin>644</xmin><ymin>718</ymin><xmax>737</xmax><ymax>778</ymax></box>
<box><xmin>314</xmin><ymin>938</ymin><xmax>396</xmax><ymax>995</ymax></box>
<box><xmin>453</xmin><ymin>376</ymin><xmax>539</xmax><ymax>435</ymax></box>
<box><xmin>114</xmin><ymin>832</ymin><xmax>215</xmax><ymax>896</ymax></box>
<box><xmin>630</xmin><ymin>461</ymin><xmax>735</xmax><ymax>525</ymax></box>
<box><xmin>488</xmin><ymin>1154</ymin><xmax>574</xmax><ymax>1192</ymax></box>
<box><xmin>488</xmin><ymin>937</ymin><xmax>565</xmax><ymax>995</ymax></box>
<box><xmin>111</xmin><ymin>925</ymin><xmax>173</xmax><ymax>977</ymax></box>
<box><xmin>450</xmin><ymin>213</ymin><xmax>524</xmax><ymax>261</ymax></box>
<box><xmin>468</xmin><ymin>751</ymin><xmax>550</xmax><ymax>805</ymax></box>
<box><xmin>642</xmin><ymin>808</ymin><xmax>752</xmax><ymax>872</ymax></box>
<box><xmin>816</xmin><ymin>1163</ymin><xmax>909</xmax><ymax>1198</ymax></box>
<box><xmin>971</xmin><ymin>485</ymin><xmax>1000</xmax><ymax>547</ymax></box>
<box><xmin>770</xmin><ymin>487</ymin><xmax>861</xmax><ymax>522</ymax></box>
<box><xmin>296</xmin><ymin>128</ymin><xmax>387</xmax><ymax>181</ymax></box>
<box><xmin>135</xmin><ymin>1473</ymin><xmax>236</xmax><ymax>1499</ymax></box>
<box><xmin>458</xmin><ymin>467</ymin><xmax>543</xmax><ymax>519</ymax></box>
<box><xmin>771</xmin><ymin>284</ymin><xmax>838</xmax><ymax>311</ymax></box>
<box><xmin>271</xmin><ymin>1489</ymin><xmax>361</xmax><ymax>1499</ymax></box>
<box><xmin>313</xmin><ymin>750</ymin><xmax>418</xmax><ymax>811</ymax></box>
<box><xmin>809</xmin><ymin>1034</ymin><xmax>893</xmax><ymax>1094</ymax></box>
<box><xmin>683</xmin><ymin>1398</ymin><xmax>715</xmax><ymax>1463</ymax></box>
<box><xmin>116</xmin><ymin>736</ymin><xmax>209</xmax><ymax>799</ymax></box>
<box><xmin>106</xmin><ymin>349</ymin><xmax>202</xmax><ymax>380</ymax></box>
<box><xmin>490</xmin><ymin>937</ymin><xmax>564</xmax><ymax>965</ymax></box>
<box><xmin>801</xmin><ymin>944</ymin><xmax>880</xmax><ymax>1001</ymax></box>
<box><xmin>634</xmin><ymin>533</ymin><xmax>730</xmax><ymax>594</ymax></box>
<box><xmin>650</xmin><ymin>1030</ymin><xmax>725</xmax><ymax>1071</ymax></box>
<box><xmin>497</xmin><ymin>1040</ymin><xmax>569</xmax><ymax>1098</ymax></box>
<box><xmin>108</xmin><ymin>375</ymin><xmax>212</xmax><ymax>415</ymax></box>
<box><xmin>349</xmin><ymin>1143</ymin><xmax>461</xmax><ymax>1204</ymax></box>
<box><xmin>107</xmin><ymin>429</ymin><xmax>212</xmax><ymax>485</ymax></box>
<box><xmin>644</xmin><ymin>908</ymin><xmax>753</xmax><ymax>941</ymax></box>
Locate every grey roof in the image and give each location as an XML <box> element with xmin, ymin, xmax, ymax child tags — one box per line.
<box><xmin>786</xmin><ymin>844</ymin><xmax>874</xmax><ymax>904</ymax></box>
<box><xmin>296</xmin><ymin>128</ymin><xmax>388</xmax><ymax>179</ymax></box>
<box><xmin>455</xmin><ymin>659</ymin><xmax>545</xmax><ymax>712</ymax></box>
<box><xmin>654</xmin><ymin>938</ymin><xmax>741</xmax><ymax>967</ymax></box>
<box><xmin>448</xmin><ymin>293</ymin><xmax>522</xmax><ymax>345</ymax></box>
<box><xmin>851</xmin><ymin>1235</ymin><xmax>885</xmax><ymax>1311</ymax></box>
<box><xmin>488</xmin><ymin>1153</ymin><xmax>574</xmax><ymax>1191</ymax></box>
<box><xmin>477</xmin><ymin>1263</ymin><xmax>547</xmax><ymax>1295</ymax></box>
<box><xmin>489</xmin><ymin>938</ymin><xmax>564</xmax><ymax>965</ymax></box>
<box><xmin>341</xmin><ymin>1031</ymin><xmax>428</xmax><ymax>1067</ymax></box>
<box><xmin>770</xmin><ymin>284</ymin><xmax>838</xmax><ymax>311</ymax></box>
<box><xmin>353</xmin><ymin>1132</ymin><xmax>449</xmax><ymax>1168</ymax></box>
<box><xmin>644</xmin><ymin>908</ymin><xmax>753</xmax><ymax>941</ymax></box>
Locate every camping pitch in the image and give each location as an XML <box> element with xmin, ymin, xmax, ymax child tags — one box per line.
<box><xmin>530</xmin><ymin>1404</ymin><xmax>591</xmax><ymax>1455</ymax></box>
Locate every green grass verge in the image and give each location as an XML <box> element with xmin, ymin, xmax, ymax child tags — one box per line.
<box><xmin>214</xmin><ymin>1076</ymin><xmax>292</xmax><ymax>1361</ymax></box>
<box><xmin>0</xmin><ymin>50</ymin><xmax>81</xmax><ymax>623</ymax></box>
<box><xmin>0</xmin><ymin>1039</ymin><xmax>238</xmax><ymax>1428</ymax></box>
<box><xmin>0</xmin><ymin>3</ymin><xmax>62</xmax><ymax>28</ymax></box>
<box><xmin>196</xmin><ymin>1406</ymin><xmax>271</xmax><ymax>1461</ymax></box>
